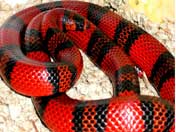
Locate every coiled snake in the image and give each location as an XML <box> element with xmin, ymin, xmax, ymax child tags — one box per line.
<box><xmin>0</xmin><ymin>1</ymin><xmax>174</xmax><ymax>132</ymax></box>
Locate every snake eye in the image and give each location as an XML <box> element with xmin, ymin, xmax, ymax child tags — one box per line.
<box><xmin>65</xmin><ymin>20</ymin><xmax>77</xmax><ymax>31</ymax></box>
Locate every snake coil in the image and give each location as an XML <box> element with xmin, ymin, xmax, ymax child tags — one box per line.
<box><xmin>0</xmin><ymin>1</ymin><xmax>174</xmax><ymax>132</ymax></box>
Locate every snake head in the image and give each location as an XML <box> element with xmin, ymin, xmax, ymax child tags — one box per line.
<box><xmin>62</xmin><ymin>10</ymin><xmax>90</xmax><ymax>31</ymax></box>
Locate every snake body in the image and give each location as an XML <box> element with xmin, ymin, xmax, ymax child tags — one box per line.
<box><xmin>0</xmin><ymin>1</ymin><xmax>174</xmax><ymax>132</ymax></box>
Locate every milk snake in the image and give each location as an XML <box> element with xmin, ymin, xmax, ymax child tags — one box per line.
<box><xmin>0</xmin><ymin>1</ymin><xmax>174</xmax><ymax>132</ymax></box>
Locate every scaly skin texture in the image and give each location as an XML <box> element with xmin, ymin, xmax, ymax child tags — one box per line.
<box><xmin>0</xmin><ymin>1</ymin><xmax>174</xmax><ymax>132</ymax></box>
